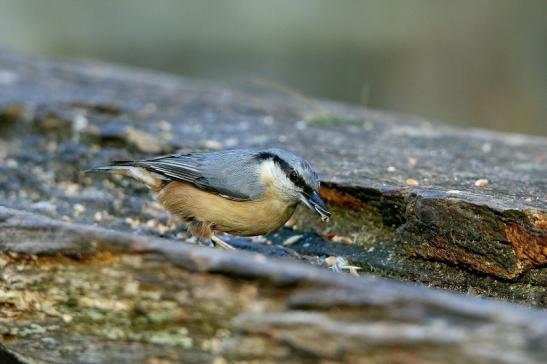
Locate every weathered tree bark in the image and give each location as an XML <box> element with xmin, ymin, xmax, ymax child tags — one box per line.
<box><xmin>0</xmin><ymin>49</ymin><xmax>546</xmax><ymax>363</ymax></box>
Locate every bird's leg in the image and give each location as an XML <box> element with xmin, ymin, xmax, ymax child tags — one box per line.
<box><xmin>211</xmin><ymin>234</ymin><xmax>235</xmax><ymax>250</ymax></box>
<box><xmin>188</xmin><ymin>220</ymin><xmax>235</xmax><ymax>250</ymax></box>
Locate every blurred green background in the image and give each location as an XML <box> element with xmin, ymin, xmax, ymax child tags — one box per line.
<box><xmin>0</xmin><ymin>0</ymin><xmax>545</xmax><ymax>135</ymax></box>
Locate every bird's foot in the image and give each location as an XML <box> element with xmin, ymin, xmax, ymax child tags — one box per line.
<box><xmin>211</xmin><ymin>235</ymin><xmax>236</xmax><ymax>250</ymax></box>
<box><xmin>325</xmin><ymin>256</ymin><xmax>361</xmax><ymax>276</ymax></box>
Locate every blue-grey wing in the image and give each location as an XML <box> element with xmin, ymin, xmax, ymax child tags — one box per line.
<box><xmin>125</xmin><ymin>150</ymin><xmax>265</xmax><ymax>200</ymax></box>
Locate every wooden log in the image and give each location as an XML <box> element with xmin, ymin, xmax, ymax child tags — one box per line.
<box><xmin>0</xmin><ymin>49</ymin><xmax>546</xmax><ymax>362</ymax></box>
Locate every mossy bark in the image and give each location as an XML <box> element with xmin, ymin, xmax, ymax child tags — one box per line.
<box><xmin>0</xmin><ymin>49</ymin><xmax>546</xmax><ymax>362</ymax></box>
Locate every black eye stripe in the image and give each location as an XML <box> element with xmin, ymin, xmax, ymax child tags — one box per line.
<box><xmin>255</xmin><ymin>152</ymin><xmax>313</xmax><ymax>193</ymax></box>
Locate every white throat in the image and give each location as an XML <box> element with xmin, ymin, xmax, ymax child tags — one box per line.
<box><xmin>259</xmin><ymin>160</ymin><xmax>299</xmax><ymax>202</ymax></box>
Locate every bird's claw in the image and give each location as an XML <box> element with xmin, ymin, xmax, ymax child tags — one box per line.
<box><xmin>325</xmin><ymin>256</ymin><xmax>361</xmax><ymax>276</ymax></box>
<box><xmin>211</xmin><ymin>235</ymin><xmax>236</xmax><ymax>250</ymax></box>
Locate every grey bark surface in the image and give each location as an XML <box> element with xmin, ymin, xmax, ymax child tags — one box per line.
<box><xmin>0</xmin><ymin>49</ymin><xmax>546</xmax><ymax>363</ymax></box>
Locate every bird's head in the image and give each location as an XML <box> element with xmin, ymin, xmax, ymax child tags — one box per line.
<box><xmin>255</xmin><ymin>149</ymin><xmax>331</xmax><ymax>222</ymax></box>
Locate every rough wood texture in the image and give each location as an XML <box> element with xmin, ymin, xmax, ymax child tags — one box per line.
<box><xmin>1</xmin><ymin>206</ymin><xmax>547</xmax><ymax>364</ymax></box>
<box><xmin>0</xmin><ymin>49</ymin><xmax>546</xmax><ymax>362</ymax></box>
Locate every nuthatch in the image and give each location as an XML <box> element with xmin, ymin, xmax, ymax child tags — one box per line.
<box><xmin>88</xmin><ymin>148</ymin><xmax>330</xmax><ymax>249</ymax></box>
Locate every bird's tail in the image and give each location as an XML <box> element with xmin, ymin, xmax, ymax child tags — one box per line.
<box><xmin>85</xmin><ymin>161</ymin><xmax>166</xmax><ymax>191</ymax></box>
<box><xmin>84</xmin><ymin>160</ymin><xmax>139</xmax><ymax>173</ymax></box>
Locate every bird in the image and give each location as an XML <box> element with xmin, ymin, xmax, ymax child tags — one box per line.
<box><xmin>87</xmin><ymin>148</ymin><xmax>331</xmax><ymax>249</ymax></box>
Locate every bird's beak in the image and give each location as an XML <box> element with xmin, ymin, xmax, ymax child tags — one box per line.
<box><xmin>300</xmin><ymin>191</ymin><xmax>331</xmax><ymax>222</ymax></box>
